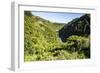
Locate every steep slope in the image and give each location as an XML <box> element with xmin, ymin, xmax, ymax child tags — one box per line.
<box><xmin>59</xmin><ymin>14</ymin><xmax>90</xmax><ymax>42</ymax></box>
<box><xmin>24</xmin><ymin>15</ymin><xmax>64</xmax><ymax>61</ymax></box>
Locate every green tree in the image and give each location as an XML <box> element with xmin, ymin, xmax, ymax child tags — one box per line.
<box><xmin>24</xmin><ymin>11</ymin><xmax>33</xmax><ymax>17</ymax></box>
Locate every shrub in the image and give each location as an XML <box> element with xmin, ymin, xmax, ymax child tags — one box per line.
<box><xmin>66</xmin><ymin>35</ymin><xmax>90</xmax><ymax>51</ymax></box>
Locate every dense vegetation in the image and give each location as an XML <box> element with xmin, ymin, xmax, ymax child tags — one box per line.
<box><xmin>24</xmin><ymin>11</ymin><xmax>90</xmax><ymax>61</ymax></box>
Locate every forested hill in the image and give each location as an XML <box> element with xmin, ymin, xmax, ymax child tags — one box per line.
<box><xmin>59</xmin><ymin>14</ymin><xmax>90</xmax><ymax>42</ymax></box>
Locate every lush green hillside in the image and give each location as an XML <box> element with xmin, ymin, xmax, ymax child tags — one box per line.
<box><xmin>24</xmin><ymin>12</ymin><xmax>90</xmax><ymax>61</ymax></box>
<box><xmin>24</xmin><ymin>15</ymin><xmax>63</xmax><ymax>61</ymax></box>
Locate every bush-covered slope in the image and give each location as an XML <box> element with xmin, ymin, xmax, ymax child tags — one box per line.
<box><xmin>59</xmin><ymin>14</ymin><xmax>90</xmax><ymax>42</ymax></box>
<box><xmin>24</xmin><ymin>15</ymin><xmax>64</xmax><ymax>61</ymax></box>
